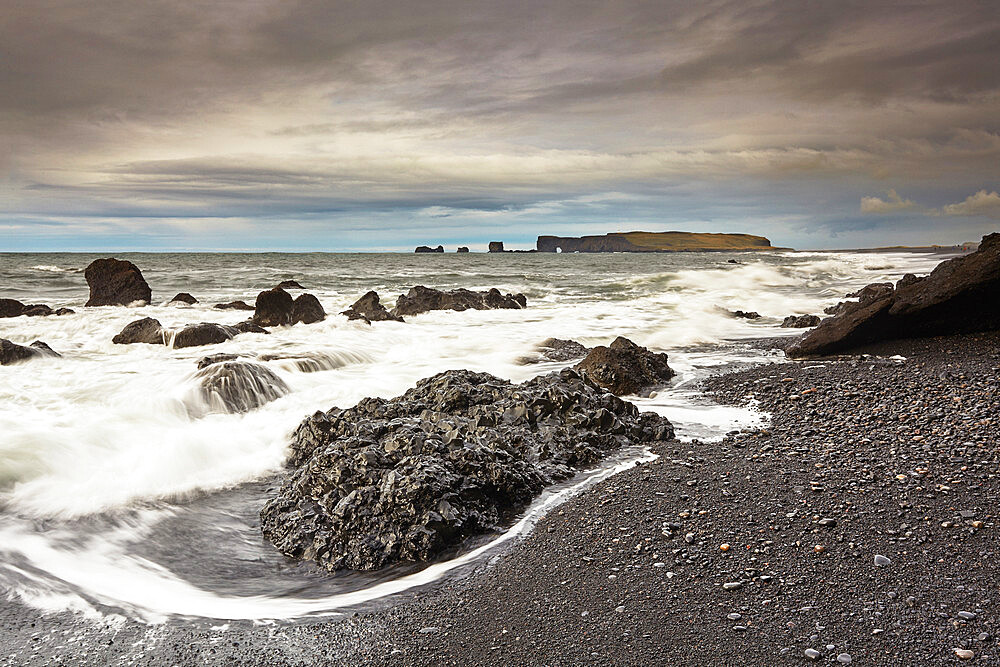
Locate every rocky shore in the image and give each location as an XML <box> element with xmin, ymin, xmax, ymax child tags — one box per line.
<box><xmin>2</xmin><ymin>330</ymin><xmax>996</xmax><ymax>665</ymax></box>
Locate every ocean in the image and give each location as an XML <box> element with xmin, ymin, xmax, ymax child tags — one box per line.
<box><xmin>0</xmin><ymin>250</ymin><xmax>946</xmax><ymax>622</ymax></box>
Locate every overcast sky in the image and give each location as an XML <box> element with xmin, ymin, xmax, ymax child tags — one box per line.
<box><xmin>2</xmin><ymin>0</ymin><xmax>998</xmax><ymax>251</ymax></box>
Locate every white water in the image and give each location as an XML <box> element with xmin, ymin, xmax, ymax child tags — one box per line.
<box><xmin>0</xmin><ymin>250</ymin><xmax>947</xmax><ymax>621</ymax></box>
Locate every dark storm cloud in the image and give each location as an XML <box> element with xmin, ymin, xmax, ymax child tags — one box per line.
<box><xmin>1</xmin><ymin>0</ymin><xmax>998</xmax><ymax>249</ymax></box>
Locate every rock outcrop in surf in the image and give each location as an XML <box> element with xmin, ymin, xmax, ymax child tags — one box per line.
<box><xmin>392</xmin><ymin>286</ymin><xmax>526</xmax><ymax>317</ymax></box>
<box><xmin>191</xmin><ymin>361</ymin><xmax>290</xmax><ymax>414</ymax></box>
<box><xmin>252</xmin><ymin>287</ymin><xmax>326</xmax><ymax>326</ymax></box>
<box><xmin>0</xmin><ymin>339</ymin><xmax>61</xmax><ymax>365</ymax></box>
<box><xmin>788</xmin><ymin>233</ymin><xmax>1000</xmax><ymax>357</ymax></box>
<box><xmin>260</xmin><ymin>368</ymin><xmax>674</xmax><ymax>571</ymax></box>
<box><xmin>341</xmin><ymin>291</ymin><xmax>405</xmax><ymax>324</ymax></box>
<box><xmin>574</xmin><ymin>337</ymin><xmax>675</xmax><ymax>396</ymax></box>
<box><xmin>84</xmin><ymin>258</ymin><xmax>152</xmax><ymax>307</ymax></box>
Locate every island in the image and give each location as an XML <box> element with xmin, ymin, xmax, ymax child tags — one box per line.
<box><xmin>536</xmin><ymin>231</ymin><xmax>781</xmax><ymax>253</ymax></box>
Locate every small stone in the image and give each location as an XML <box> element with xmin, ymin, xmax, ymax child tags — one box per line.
<box><xmin>418</xmin><ymin>627</ymin><xmax>440</xmax><ymax>634</ymax></box>
<box><xmin>837</xmin><ymin>653</ymin><xmax>852</xmax><ymax>664</ymax></box>
<box><xmin>977</xmin><ymin>632</ymin><xmax>989</xmax><ymax>642</ymax></box>
<box><xmin>818</xmin><ymin>518</ymin><xmax>837</xmax><ymax>527</ymax></box>
<box><xmin>722</xmin><ymin>581</ymin><xmax>743</xmax><ymax>590</ymax></box>
<box><xmin>653</xmin><ymin>562</ymin><xmax>667</xmax><ymax>568</ymax></box>
<box><xmin>804</xmin><ymin>648</ymin><xmax>821</xmax><ymax>660</ymax></box>
<box><xmin>958</xmin><ymin>611</ymin><xmax>977</xmax><ymax>620</ymax></box>
<box><xmin>720</xmin><ymin>543</ymin><xmax>731</xmax><ymax>552</ymax></box>
<box><xmin>581</xmin><ymin>611</ymin><xmax>589</xmax><ymax>617</ymax></box>
<box><xmin>608</xmin><ymin>575</ymin><xmax>617</xmax><ymax>581</ymax></box>
<box><xmin>814</xmin><ymin>544</ymin><xmax>826</xmax><ymax>553</ymax></box>
<box><xmin>685</xmin><ymin>533</ymin><xmax>695</xmax><ymax>544</ymax></box>
<box><xmin>614</xmin><ymin>605</ymin><xmax>625</xmax><ymax>613</ymax></box>
<box><xmin>954</xmin><ymin>648</ymin><xmax>974</xmax><ymax>660</ymax></box>
<box><xmin>874</xmin><ymin>554</ymin><xmax>891</xmax><ymax>567</ymax></box>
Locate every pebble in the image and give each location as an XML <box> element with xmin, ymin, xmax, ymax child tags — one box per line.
<box><xmin>727</xmin><ymin>613</ymin><xmax>742</xmax><ymax>621</ymax></box>
<box><xmin>722</xmin><ymin>582</ymin><xmax>743</xmax><ymax>590</ymax></box>
<box><xmin>804</xmin><ymin>648</ymin><xmax>821</xmax><ymax>660</ymax></box>
<box><xmin>418</xmin><ymin>627</ymin><xmax>440</xmax><ymax>634</ymax></box>
<box><xmin>958</xmin><ymin>611</ymin><xmax>977</xmax><ymax>620</ymax></box>
<box><xmin>954</xmin><ymin>648</ymin><xmax>974</xmax><ymax>659</ymax></box>
<box><xmin>874</xmin><ymin>554</ymin><xmax>891</xmax><ymax>567</ymax></box>
<box><xmin>614</xmin><ymin>606</ymin><xmax>626</xmax><ymax>613</ymax></box>
<box><xmin>837</xmin><ymin>653</ymin><xmax>852</xmax><ymax>664</ymax></box>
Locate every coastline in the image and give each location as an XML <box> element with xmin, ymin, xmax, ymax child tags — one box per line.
<box><xmin>3</xmin><ymin>330</ymin><xmax>997</xmax><ymax>665</ymax></box>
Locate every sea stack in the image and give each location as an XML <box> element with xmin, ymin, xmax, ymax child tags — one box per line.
<box><xmin>84</xmin><ymin>258</ymin><xmax>152</xmax><ymax>306</ymax></box>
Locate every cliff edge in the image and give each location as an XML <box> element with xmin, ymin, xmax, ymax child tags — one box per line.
<box><xmin>536</xmin><ymin>231</ymin><xmax>778</xmax><ymax>253</ymax></box>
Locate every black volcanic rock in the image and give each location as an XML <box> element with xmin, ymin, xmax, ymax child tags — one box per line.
<box><xmin>788</xmin><ymin>233</ymin><xmax>1000</xmax><ymax>357</ymax></box>
<box><xmin>781</xmin><ymin>314</ymin><xmax>821</xmax><ymax>328</ymax></box>
<box><xmin>392</xmin><ymin>286</ymin><xmax>526</xmax><ymax>317</ymax></box>
<box><xmin>0</xmin><ymin>299</ymin><xmax>25</xmax><ymax>318</ymax></box>
<box><xmin>574</xmin><ymin>336</ymin><xmax>675</xmax><ymax>396</ymax></box>
<box><xmin>169</xmin><ymin>293</ymin><xmax>198</xmax><ymax>305</ymax></box>
<box><xmin>233</xmin><ymin>320</ymin><xmax>270</xmax><ymax>335</ymax></box>
<box><xmin>22</xmin><ymin>304</ymin><xmax>54</xmax><ymax>317</ymax></box>
<box><xmin>113</xmin><ymin>318</ymin><xmax>165</xmax><ymax>345</ymax></box>
<box><xmin>172</xmin><ymin>323</ymin><xmax>240</xmax><ymax>349</ymax></box>
<box><xmin>457</xmin><ymin>247</ymin><xmax>470</xmax><ymax>253</ymax></box>
<box><xmin>276</xmin><ymin>280</ymin><xmax>304</xmax><ymax>289</ymax></box>
<box><xmin>252</xmin><ymin>288</ymin><xmax>295</xmax><ymax>326</ymax></box>
<box><xmin>292</xmin><ymin>293</ymin><xmax>326</xmax><ymax>324</ymax></box>
<box><xmin>341</xmin><ymin>291</ymin><xmax>404</xmax><ymax>324</ymax></box>
<box><xmin>733</xmin><ymin>310</ymin><xmax>761</xmax><ymax>320</ymax></box>
<box><xmin>259</xmin><ymin>368</ymin><xmax>673</xmax><ymax>572</ymax></box>
<box><xmin>84</xmin><ymin>258</ymin><xmax>152</xmax><ymax>307</ymax></box>
<box><xmin>415</xmin><ymin>245</ymin><xmax>444</xmax><ymax>253</ymax></box>
<box><xmin>488</xmin><ymin>241</ymin><xmax>504</xmax><ymax>253</ymax></box>
<box><xmin>1</xmin><ymin>339</ymin><xmax>60</xmax><ymax>365</ymax></box>
<box><xmin>214</xmin><ymin>300</ymin><xmax>255</xmax><ymax>311</ymax></box>
<box><xmin>538</xmin><ymin>338</ymin><xmax>590</xmax><ymax>362</ymax></box>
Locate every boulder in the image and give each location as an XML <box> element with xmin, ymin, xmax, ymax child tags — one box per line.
<box><xmin>233</xmin><ymin>320</ymin><xmax>270</xmax><ymax>335</ymax></box>
<box><xmin>84</xmin><ymin>258</ymin><xmax>152</xmax><ymax>306</ymax></box>
<box><xmin>172</xmin><ymin>323</ymin><xmax>239</xmax><ymax>349</ymax></box>
<box><xmin>781</xmin><ymin>314</ymin><xmax>821</xmax><ymax>328</ymax></box>
<box><xmin>292</xmin><ymin>294</ymin><xmax>326</xmax><ymax>324</ymax></box>
<box><xmin>276</xmin><ymin>280</ymin><xmax>304</xmax><ymax>289</ymax></box>
<box><xmin>260</xmin><ymin>368</ymin><xmax>673</xmax><ymax>572</ymax></box>
<box><xmin>733</xmin><ymin>310</ymin><xmax>760</xmax><ymax>320</ymax></box>
<box><xmin>1</xmin><ymin>339</ymin><xmax>60</xmax><ymax>365</ymax></box>
<box><xmin>392</xmin><ymin>286</ymin><xmax>526</xmax><ymax>317</ymax></box>
<box><xmin>537</xmin><ymin>338</ymin><xmax>590</xmax><ymax>362</ymax></box>
<box><xmin>252</xmin><ymin>288</ymin><xmax>294</xmax><ymax>326</ymax></box>
<box><xmin>196</xmin><ymin>353</ymin><xmax>243</xmax><ymax>369</ymax></box>
<box><xmin>0</xmin><ymin>299</ymin><xmax>25</xmax><ymax>318</ymax></box>
<box><xmin>54</xmin><ymin>308</ymin><xmax>75</xmax><ymax>316</ymax></box>
<box><xmin>214</xmin><ymin>300</ymin><xmax>255</xmax><ymax>311</ymax></box>
<box><xmin>788</xmin><ymin>233</ymin><xmax>1000</xmax><ymax>357</ymax></box>
<box><xmin>414</xmin><ymin>245</ymin><xmax>444</xmax><ymax>253</ymax></box>
<box><xmin>169</xmin><ymin>293</ymin><xmax>198</xmax><ymax>305</ymax></box>
<box><xmin>192</xmin><ymin>361</ymin><xmax>290</xmax><ymax>414</ymax></box>
<box><xmin>112</xmin><ymin>318</ymin><xmax>165</xmax><ymax>345</ymax></box>
<box><xmin>574</xmin><ymin>336</ymin><xmax>675</xmax><ymax>396</ymax></box>
<box><xmin>22</xmin><ymin>304</ymin><xmax>54</xmax><ymax>317</ymax></box>
<box><xmin>488</xmin><ymin>241</ymin><xmax>505</xmax><ymax>253</ymax></box>
<box><xmin>341</xmin><ymin>291</ymin><xmax>404</xmax><ymax>324</ymax></box>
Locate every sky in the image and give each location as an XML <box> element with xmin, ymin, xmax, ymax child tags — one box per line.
<box><xmin>2</xmin><ymin>0</ymin><xmax>999</xmax><ymax>251</ymax></box>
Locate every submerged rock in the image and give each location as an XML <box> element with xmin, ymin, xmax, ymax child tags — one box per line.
<box><xmin>781</xmin><ymin>314</ymin><xmax>821</xmax><ymax>328</ymax></box>
<box><xmin>0</xmin><ymin>299</ymin><xmax>24</xmax><ymax>318</ymax></box>
<box><xmin>392</xmin><ymin>286</ymin><xmax>526</xmax><ymax>317</ymax></box>
<box><xmin>341</xmin><ymin>291</ymin><xmax>404</xmax><ymax>324</ymax></box>
<box><xmin>21</xmin><ymin>304</ymin><xmax>54</xmax><ymax>317</ymax></box>
<box><xmin>260</xmin><ymin>368</ymin><xmax>673</xmax><ymax>571</ymax></box>
<box><xmin>276</xmin><ymin>280</ymin><xmax>304</xmax><ymax>289</ymax></box>
<box><xmin>536</xmin><ymin>338</ymin><xmax>590</xmax><ymax>362</ymax></box>
<box><xmin>789</xmin><ymin>233</ymin><xmax>1000</xmax><ymax>357</ymax></box>
<box><xmin>196</xmin><ymin>353</ymin><xmax>243</xmax><ymax>369</ymax></box>
<box><xmin>292</xmin><ymin>293</ymin><xmax>326</xmax><ymax>324</ymax></box>
<box><xmin>172</xmin><ymin>323</ymin><xmax>240</xmax><ymax>349</ymax></box>
<box><xmin>169</xmin><ymin>292</ymin><xmax>198</xmax><ymax>305</ymax></box>
<box><xmin>84</xmin><ymin>258</ymin><xmax>152</xmax><ymax>307</ymax></box>
<box><xmin>113</xmin><ymin>317</ymin><xmax>165</xmax><ymax>345</ymax></box>
<box><xmin>214</xmin><ymin>300</ymin><xmax>255</xmax><ymax>311</ymax></box>
<box><xmin>733</xmin><ymin>310</ymin><xmax>761</xmax><ymax>320</ymax></box>
<box><xmin>192</xmin><ymin>361</ymin><xmax>290</xmax><ymax>414</ymax></box>
<box><xmin>575</xmin><ymin>337</ymin><xmax>675</xmax><ymax>396</ymax></box>
<box><xmin>1</xmin><ymin>300</ymin><xmax>72</xmax><ymax>317</ymax></box>
<box><xmin>1</xmin><ymin>339</ymin><xmax>60</xmax><ymax>365</ymax></box>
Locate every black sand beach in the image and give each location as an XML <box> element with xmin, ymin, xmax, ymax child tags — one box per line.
<box><xmin>3</xmin><ymin>330</ymin><xmax>996</xmax><ymax>666</ymax></box>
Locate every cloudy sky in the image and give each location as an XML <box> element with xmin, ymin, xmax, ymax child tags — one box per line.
<box><xmin>2</xmin><ymin>0</ymin><xmax>998</xmax><ymax>251</ymax></box>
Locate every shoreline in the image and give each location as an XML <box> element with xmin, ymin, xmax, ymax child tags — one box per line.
<box><xmin>2</xmin><ymin>331</ymin><xmax>998</xmax><ymax>665</ymax></box>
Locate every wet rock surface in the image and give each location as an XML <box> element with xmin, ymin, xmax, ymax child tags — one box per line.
<box><xmin>1</xmin><ymin>299</ymin><xmax>74</xmax><ymax>318</ymax></box>
<box><xmin>213</xmin><ymin>300</ymin><xmax>255</xmax><ymax>311</ymax></box>
<box><xmin>191</xmin><ymin>361</ymin><xmax>290</xmax><ymax>414</ymax></box>
<box><xmin>169</xmin><ymin>292</ymin><xmax>198</xmax><ymax>304</ymax></box>
<box><xmin>0</xmin><ymin>339</ymin><xmax>60</xmax><ymax>365</ymax></box>
<box><xmin>733</xmin><ymin>310</ymin><xmax>761</xmax><ymax>319</ymax></box>
<box><xmin>790</xmin><ymin>233</ymin><xmax>1000</xmax><ymax>357</ymax></box>
<box><xmin>112</xmin><ymin>317</ymin><xmax>165</xmax><ymax>345</ymax></box>
<box><xmin>391</xmin><ymin>286</ymin><xmax>526</xmax><ymax>317</ymax></box>
<box><xmin>0</xmin><ymin>298</ymin><xmax>24</xmax><ymax>318</ymax></box>
<box><xmin>252</xmin><ymin>287</ymin><xmax>295</xmax><ymax>326</ymax></box>
<box><xmin>172</xmin><ymin>323</ymin><xmax>241</xmax><ymax>349</ymax></box>
<box><xmin>291</xmin><ymin>293</ymin><xmax>326</xmax><ymax>324</ymax></box>
<box><xmin>260</xmin><ymin>368</ymin><xmax>674</xmax><ymax>572</ymax></box>
<box><xmin>536</xmin><ymin>337</ymin><xmax>591</xmax><ymax>362</ymax></box>
<box><xmin>83</xmin><ymin>258</ymin><xmax>152</xmax><ymax>307</ymax></box>
<box><xmin>276</xmin><ymin>280</ymin><xmax>304</xmax><ymax>289</ymax></box>
<box><xmin>341</xmin><ymin>291</ymin><xmax>405</xmax><ymax>324</ymax></box>
<box><xmin>575</xmin><ymin>336</ymin><xmax>675</xmax><ymax>396</ymax></box>
<box><xmin>781</xmin><ymin>314</ymin><xmax>821</xmax><ymax>328</ymax></box>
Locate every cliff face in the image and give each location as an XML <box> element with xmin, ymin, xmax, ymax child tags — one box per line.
<box><xmin>536</xmin><ymin>231</ymin><xmax>776</xmax><ymax>253</ymax></box>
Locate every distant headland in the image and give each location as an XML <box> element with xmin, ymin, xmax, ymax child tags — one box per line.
<box><xmin>535</xmin><ymin>231</ymin><xmax>783</xmax><ymax>253</ymax></box>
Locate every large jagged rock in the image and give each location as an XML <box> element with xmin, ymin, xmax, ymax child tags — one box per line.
<box><xmin>191</xmin><ymin>361</ymin><xmax>290</xmax><ymax>414</ymax></box>
<box><xmin>84</xmin><ymin>258</ymin><xmax>152</xmax><ymax>307</ymax></box>
<box><xmin>0</xmin><ymin>299</ymin><xmax>25</xmax><ymax>318</ymax></box>
<box><xmin>392</xmin><ymin>286</ymin><xmax>526</xmax><ymax>317</ymax></box>
<box><xmin>292</xmin><ymin>294</ymin><xmax>326</xmax><ymax>324</ymax></box>
<box><xmin>112</xmin><ymin>317</ymin><xmax>166</xmax><ymax>345</ymax></box>
<box><xmin>781</xmin><ymin>314</ymin><xmax>821</xmax><ymax>328</ymax></box>
<box><xmin>574</xmin><ymin>337</ymin><xmax>675</xmax><ymax>396</ymax></box>
<box><xmin>252</xmin><ymin>288</ymin><xmax>295</xmax><ymax>326</ymax></box>
<box><xmin>788</xmin><ymin>233</ymin><xmax>1000</xmax><ymax>357</ymax></box>
<box><xmin>260</xmin><ymin>368</ymin><xmax>673</xmax><ymax>572</ymax></box>
<box><xmin>341</xmin><ymin>291</ymin><xmax>405</xmax><ymax>324</ymax></box>
<box><xmin>1</xmin><ymin>339</ymin><xmax>60</xmax><ymax>365</ymax></box>
<box><xmin>537</xmin><ymin>338</ymin><xmax>590</xmax><ymax>362</ymax></box>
